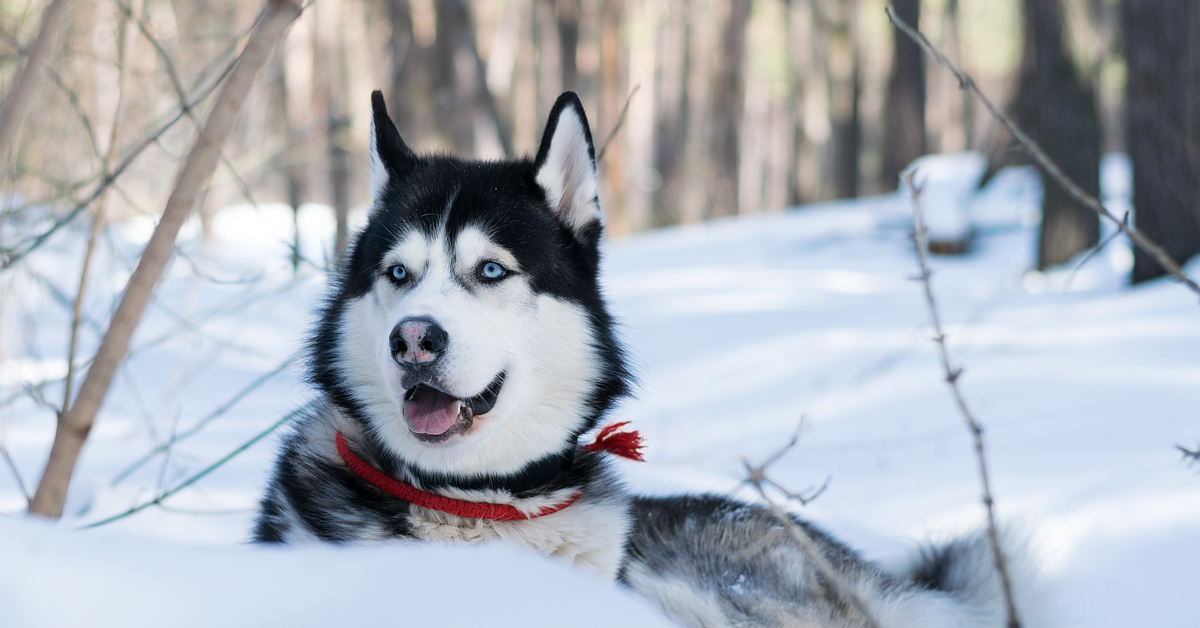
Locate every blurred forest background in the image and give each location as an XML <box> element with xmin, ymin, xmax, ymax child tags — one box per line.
<box><xmin>1</xmin><ymin>2</ymin><xmax>1199</xmax><ymax>618</ymax></box>
<box><xmin>0</xmin><ymin>0</ymin><xmax>1197</xmax><ymax>276</ymax></box>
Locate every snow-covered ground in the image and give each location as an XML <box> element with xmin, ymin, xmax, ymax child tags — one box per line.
<box><xmin>1</xmin><ymin>154</ymin><xmax>1196</xmax><ymax>627</ymax></box>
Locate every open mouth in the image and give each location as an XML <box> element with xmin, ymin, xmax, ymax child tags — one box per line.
<box><xmin>402</xmin><ymin>372</ymin><xmax>505</xmax><ymax>444</ymax></box>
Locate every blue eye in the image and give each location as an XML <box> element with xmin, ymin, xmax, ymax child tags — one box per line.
<box><xmin>480</xmin><ymin>261</ymin><xmax>507</xmax><ymax>280</ymax></box>
<box><xmin>390</xmin><ymin>265</ymin><xmax>407</xmax><ymax>281</ymax></box>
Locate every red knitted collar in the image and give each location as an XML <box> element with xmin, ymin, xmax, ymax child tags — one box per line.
<box><xmin>334</xmin><ymin>422</ymin><xmax>643</xmax><ymax>522</ymax></box>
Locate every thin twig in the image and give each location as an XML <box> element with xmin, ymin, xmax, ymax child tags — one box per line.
<box><xmin>154</xmin><ymin>409</ymin><xmax>184</xmax><ymax>498</ymax></box>
<box><xmin>174</xmin><ymin>247</ymin><xmax>267</xmax><ymax>285</ymax></box>
<box><xmin>742</xmin><ymin>425</ymin><xmax>883</xmax><ymax>628</ymax></box>
<box><xmin>748</xmin><ymin>489</ymin><xmax>873</xmax><ymax>626</ymax></box>
<box><xmin>81</xmin><ymin>403</ymin><xmax>308</xmax><ymax>529</ymax></box>
<box><xmin>111</xmin><ymin>354</ymin><xmax>298</xmax><ymax>485</ymax></box>
<box><xmin>596</xmin><ymin>84</ymin><xmax>640</xmax><ymax>162</ymax></box>
<box><xmin>0</xmin><ymin>440</ymin><xmax>30</xmax><ymax>505</ymax></box>
<box><xmin>885</xmin><ymin>6</ymin><xmax>1200</xmax><ymax>300</ymax></box>
<box><xmin>1178</xmin><ymin>444</ymin><xmax>1200</xmax><ymax>469</ymax></box>
<box><xmin>762</xmin><ymin>474</ymin><xmax>830</xmax><ymax>507</ymax></box>
<box><xmin>904</xmin><ymin>172</ymin><xmax>1022</xmax><ymax>628</ymax></box>
<box><xmin>743</xmin><ymin>418</ymin><xmax>831</xmax><ymax>507</ymax></box>
<box><xmin>62</xmin><ymin>4</ymin><xmax>135</xmax><ymax>414</ymax></box>
<box><xmin>1063</xmin><ymin>213</ymin><xmax>1129</xmax><ymax>292</ymax></box>
<box><xmin>42</xmin><ymin>66</ymin><xmax>105</xmax><ymax>165</ymax></box>
<box><xmin>63</xmin><ymin>203</ymin><xmax>108</xmax><ymax>412</ymax></box>
<box><xmin>0</xmin><ymin>272</ymin><xmax>306</xmax><ymax>412</ymax></box>
<box><xmin>21</xmin><ymin>383</ymin><xmax>60</xmax><ymax>416</ymax></box>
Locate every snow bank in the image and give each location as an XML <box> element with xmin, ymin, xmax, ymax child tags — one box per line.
<box><xmin>0</xmin><ymin>517</ymin><xmax>672</xmax><ymax>628</ymax></box>
<box><xmin>900</xmin><ymin>151</ymin><xmax>987</xmax><ymax>247</ymax></box>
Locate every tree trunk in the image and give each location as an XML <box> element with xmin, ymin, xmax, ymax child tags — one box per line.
<box><xmin>707</xmin><ymin>0</ymin><xmax>752</xmax><ymax>218</ymax></box>
<box><xmin>828</xmin><ymin>0</ymin><xmax>861</xmax><ymax>200</ymax></box>
<box><xmin>799</xmin><ymin>0</ymin><xmax>833</xmax><ymax>202</ymax></box>
<box><xmin>328</xmin><ymin>110</ymin><xmax>351</xmax><ymax>257</ymax></box>
<box><xmin>946</xmin><ymin>0</ymin><xmax>974</xmax><ymax>150</ymax></box>
<box><xmin>270</xmin><ymin>53</ymin><xmax>306</xmax><ymax>270</ymax></box>
<box><xmin>1013</xmin><ymin>0</ymin><xmax>1101</xmax><ymax>269</ymax></box>
<box><xmin>432</xmin><ymin>0</ymin><xmax>511</xmax><ymax>158</ymax></box>
<box><xmin>1124</xmin><ymin>0</ymin><xmax>1200</xmax><ymax>283</ymax></box>
<box><xmin>784</xmin><ymin>0</ymin><xmax>811</xmax><ymax>206</ymax></box>
<box><xmin>167</xmin><ymin>0</ymin><xmax>235</xmax><ymax>239</ymax></box>
<box><xmin>388</xmin><ymin>0</ymin><xmax>425</xmax><ymax>145</ymax></box>
<box><xmin>556</xmin><ymin>0</ymin><xmax>580</xmax><ymax>93</ymax></box>
<box><xmin>598</xmin><ymin>0</ymin><xmax>627</xmax><ymax>234</ymax></box>
<box><xmin>882</xmin><ymin>0</ymin><xmax>925</xmax><ymax>191</ymax></box>
<box><xmin>313</xmin><ymin>0</ymin><xmax>352</xmax><ymax>257</ymax></box>
<box><xmin>432</xmin><ymin>0</ymin><xmax>471</xmax><ymax>153</ymax></box>
<box><xmin>652</xmin><ymin>0</ymin><xmax>689</xmax><ymax>225</ymax></box>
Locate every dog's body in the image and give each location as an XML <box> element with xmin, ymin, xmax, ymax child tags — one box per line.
<box><xmin>254</xmin><ymin>92</ymin><xmax>1045</xmax><ymax>628</ymax></box>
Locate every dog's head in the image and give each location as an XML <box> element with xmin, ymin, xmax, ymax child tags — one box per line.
<box><xmin>310</xmin><ymin>91</ymin><xmax>630</xmax><ymax>479</ymax></box>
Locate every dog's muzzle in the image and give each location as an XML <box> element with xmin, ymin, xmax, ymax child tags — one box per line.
<box><xmin>401</xmin><ymin>372</ymin><xmax>506</xmax><ymax>443</ymax></box>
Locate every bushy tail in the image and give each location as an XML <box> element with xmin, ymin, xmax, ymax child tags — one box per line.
<box><xmin>904</xmin><ymin>528</ymin><xmax>1053</xmax><ymax>628</ymax></box>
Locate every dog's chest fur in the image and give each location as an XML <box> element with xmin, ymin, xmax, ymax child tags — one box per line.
<box><xmin>406</xmin><ymin>494</ymin><xmax>631</xmax><ymax>578</ymax></box>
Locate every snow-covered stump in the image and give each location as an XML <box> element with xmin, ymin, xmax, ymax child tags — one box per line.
<box><xmin>899</xmin><ymin>152</ymin><xmax>986</xmax><ymax>254</ymax></box>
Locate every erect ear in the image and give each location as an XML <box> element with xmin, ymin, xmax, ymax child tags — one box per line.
<box><xmin>369</xmin><ymin>90</ymin><xmax>416</xmax><ymax>199</ymax></box>
<box><xmin>534</xmin><ymin>92</ymin><xmax>603</xmax><ymax>237</ymax></box>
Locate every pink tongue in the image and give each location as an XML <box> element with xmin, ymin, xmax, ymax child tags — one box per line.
<box><xmin>405</xmin><ymin>387</ymin><xmax>461</xmax><ymax>435</ymax></box>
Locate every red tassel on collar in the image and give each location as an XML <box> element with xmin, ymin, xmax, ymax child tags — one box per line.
<box><xmin>334</xmin><ymin>423</ymin><xmax>644</xmax><ymax>521</ymax></box>
<box><xmin>583</xmin><ymin>422</ymin><xmax>645</xmax><ymax>461</ymax></box>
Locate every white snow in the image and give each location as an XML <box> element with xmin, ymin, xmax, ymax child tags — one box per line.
<box><xmin>900</xmin><ymin>151</ymin><xmax>987</xmax><ymax>244</ymax></box>
<box><xmin>0</xmin><ymin>516</ymin><xmax>672</xmax><ymax>627</ymax></box>
<box><xmin>1</xmin><ymin>154</ymin><xmax>1197</xmax><ymax>627</ymax></box>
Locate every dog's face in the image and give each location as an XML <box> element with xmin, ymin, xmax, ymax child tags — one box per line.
<box><xmin>310</xmin><ymin>93</ymin><xmax>628</xmax><ymax>478</ymax></box>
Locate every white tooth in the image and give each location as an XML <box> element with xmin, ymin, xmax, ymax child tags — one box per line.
<box><xmin>453</xmin><ymin>400</ymin><xmax>464</xmax><ymax>418</ymax></box>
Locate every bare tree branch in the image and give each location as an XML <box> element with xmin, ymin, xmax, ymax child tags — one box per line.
<box><xmin>111</xmin><ymin>353</ymin><xmax>298</xmax><ymax>485</ymax></box>
<box><xmin>885</xmin><ymin>5</ymin><xmax>1200</xmax><ymax>300</ymax></box>
<box><xmin>0</xmin><ymin>439</ymin><xmax>30</xmax><ymax>505</ymax></box>
<box><xmin>42</xmin><ymin>66</ymin><xmax>105</xmax><ymax>165</ymax></box>
<box><xmin>904</xmin><ymin>172</ymin><xmax>1022</xmax><ymax>628</ymax></box>
<box><xmin>1178</xmin><ymin>443</ymin><xmax>1200</xmax><ymax>469</ymax></box>
<box><xmin>596</xmin><ymin>84</ymin><xmax>640</xmax><ymax>162</ymax></box>
<box><xmin>28</xmin><ymin>0</ymin><xmax>305</xmax><ymax>520</ymax></box>
<box><xmin>1064</xmin><ymin>213</ymin><xmax>1130</xmax><ymax>292</ymax></box>
<box><xmin>82</xmin><ymin>402</ymin><xmax>308</xmax><ymax>529</ymax></box>
<box><xmin>22</xmin><ymin>382</ymin><xmax>60</xmax><ymax>416</ymax></box>
<box><xmin>742</xmin><ymin>425</ymin><xmax>883</xmax><ymax>628</ymax></box>
<box><xmin>61</xmin><ymin>181</ymin><xmax>108</xmax><ymax>415</ymax></box>
<box><xmin>0</xmin><ymin>0</ymin><xmax>74</xmax><ymax>162</ymax></box>
<box><xmin>743</xmin><ymin>418</ymin><xmax>831</xmax><ymax>507</ymax></box>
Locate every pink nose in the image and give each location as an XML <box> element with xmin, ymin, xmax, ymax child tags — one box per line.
<box><xmin>389</xmin><ymin>318</ymin><xmax>448</xmax><ymax>363</ymax></box>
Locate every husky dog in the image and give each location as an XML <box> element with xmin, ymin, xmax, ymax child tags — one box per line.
<box><xmin>254</xmin><ymin>91</ymin><xmax>1045</xmax><ymax>628</ymax></box>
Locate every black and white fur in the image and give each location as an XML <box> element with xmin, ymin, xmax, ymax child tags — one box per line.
<box><xmin>255</xmin><ymin>92</ymin><xmax>1048</xmax><ymax>627</ymax></box>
